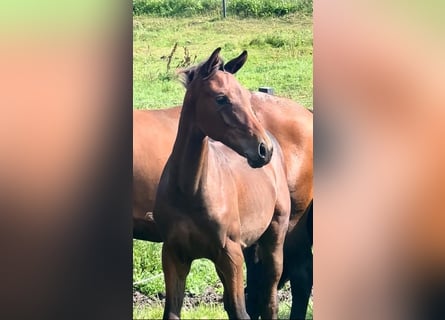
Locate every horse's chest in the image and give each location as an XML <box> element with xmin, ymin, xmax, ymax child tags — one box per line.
<box><xmin>166</xmin><ymin>196</ymin><xmax>229</xmax><ymax>253</ymax></box>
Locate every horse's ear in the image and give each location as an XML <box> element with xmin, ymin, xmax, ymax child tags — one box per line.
<box><xmin>224</xmin><ymin>50</ymin><xmax>248</xmax><ymax>74</ymax></box>
<box><xmin>200</xmin><ymin>47</ymin><xmax>222</xmax><ymax>79</ymax></box>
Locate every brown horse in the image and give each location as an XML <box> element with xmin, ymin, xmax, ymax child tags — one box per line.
<box><xmin>133</xmin><ymin>106</ymin><xmax>181</xmax><ymax>241</ymax></box>
<box><xmin>133</xmin><ymin>51</ymin><xmax>313</xmax><ymax>318</ymax></box>
<box><xmin>153</xmin><ymin>48</ymin><xmax>291</xmax><ymax>319</ymax></box>
<box><xmin>133</xmin><ymin>77</ymin><xmax>313</xmax><ymax>244</ymax></box>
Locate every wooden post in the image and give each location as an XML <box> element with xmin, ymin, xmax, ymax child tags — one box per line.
<box><xmin>258</xmin><ymin>87</ymin><xmax>274</xmax><ymax>95</ymax></box>
<box><xmin>222</xmin><ymin>0</ymin><xmax>227</xmax><ymax>18</ymax></box>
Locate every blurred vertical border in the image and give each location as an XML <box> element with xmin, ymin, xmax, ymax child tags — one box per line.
<box><xmin>315</xmin><ymin>0</ymin><xmax>445</xmax><ymax>319</ymax></box>
<box><xmin>0</xmin><ymin>1</ymin><xmax>132</xmax><ymax>319</ymax></box>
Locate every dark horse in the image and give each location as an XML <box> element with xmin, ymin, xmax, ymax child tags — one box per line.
<box><xmin>153</xmin><ymin>48</ymin><xmax>291</xmax><ymax>319</ymax></box>
<box><xmin>281</xmin><ymin>199</ymin><xmax>313</xmax><ymax>319</ymax></box>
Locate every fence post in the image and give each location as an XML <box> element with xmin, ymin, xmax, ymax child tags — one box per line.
<box><xmin>258</xmin><ymin>87</ymin><xmax>274</xmax><ymax>95</ymax></box>
<box><xmin>222</xmin><ymin>0</ymin><xmax>226</xmax><ymax>18</ymax></box>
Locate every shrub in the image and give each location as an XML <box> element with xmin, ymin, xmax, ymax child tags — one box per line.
<box><xmin>133</xmin><ymin>0</ymin><xmax>312</xmax><ymax>17</ymax></box>
<box><xmin>265</xmin><ymin>35</ymin><xmax>287</xmax><ymax>48</ymax></box>
<box><xmin>133</xmin><ymin>0</ymin><xmax>221</xmax><ymax>17</ymax></box>
<box><xmin>228</xmin><ymin>0</ymin><xmax>312</xmax><ymax>17</ymax></box>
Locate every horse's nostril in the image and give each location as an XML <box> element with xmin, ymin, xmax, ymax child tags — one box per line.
<box><xmin>258</xmin><ymin>142</ymin><xmax>267</xmax><ymax>159</ymax></box>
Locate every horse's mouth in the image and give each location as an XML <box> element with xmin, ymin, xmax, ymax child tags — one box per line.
<box><xmin>247</xmin><ymin>157</ymin><xmax>266</xmax><ymax>168</ymax></box>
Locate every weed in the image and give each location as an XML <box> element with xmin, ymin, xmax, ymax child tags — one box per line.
<box><xmin>265</xmin><ymin>35</ymin><xmax>287</xmax><ymax>48</ymax></box>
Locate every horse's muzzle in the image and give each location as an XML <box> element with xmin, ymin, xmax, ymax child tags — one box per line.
<box><xmin>247</xmin><ymin>142</ymin><xmax>273</xmax><ymax>168</ymax></box>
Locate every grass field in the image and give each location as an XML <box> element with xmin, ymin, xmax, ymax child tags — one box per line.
<box><xmin>134</xmin><ymin>288</ymin><xmax>313</xmax><ymax>319</ymax></box>
<box><xmin>133</xmin><ymin>9</ymin><xmax>313</xmax><ymax>320</ymax></box>
<box><xmin>133</xmin><ymin>300</ymin><xmax>308</xmax><ymax>319</ymax></box>
<box><xmin>133</xmin><ymin>14</ymin><xmax>313</xmax><ymax>110</ymax></box>
<box><xmin>134</xmin><ymin>303</ymin><xmax>228</xmax><ymax>320</ymax></box>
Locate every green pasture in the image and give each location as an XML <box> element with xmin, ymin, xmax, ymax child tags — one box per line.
<box><xmin>133</xmin><ymin>3</ymin><xmax>313</xmax><ymax>319</ymax></box>
<box><xmin>133</xmin><ymin>298</ymin><xmax>314</xmax><ymax>319</ymax></box>
<box><xmin>133</xmin><ymin>14</ymin><xmax>313</xmax><ymax>110</ymax></box>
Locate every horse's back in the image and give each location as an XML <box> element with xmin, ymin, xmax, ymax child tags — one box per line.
<box><xmin>133</xmin><ymin>107</ymin><xmax>179</xmax><ymax>198</ymax></box>
<box><xmin>133</xmin><ymin>107</ymin><xmax>180</xmax><ymax>163</ymax></box>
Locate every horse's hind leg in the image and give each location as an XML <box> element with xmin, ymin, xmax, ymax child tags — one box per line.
<box><xmin>161</xmin><ymin>243</ymin><xmax>191</xmax><ymax>320</ymax></box>
<box><xmin>289</xmin><ymin>243</ymin><xmax>313</xmax><ymax>320</ymax></box>
<box><xmin>288</xmin><ymin>201</ymin><xmax>313</xmax><ymax>320</ymax></box>
<box><xmin>244</xmin><ymin>244</ymin><xmax>261</xmax><ymax>319</ymax></box>
<box><xmin>214</xmin><ymin>238</ymin><xmax>250</xmax><ymax>319</ymax></box>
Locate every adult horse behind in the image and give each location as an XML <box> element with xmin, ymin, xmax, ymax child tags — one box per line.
<box><xmin>133</xmin><ymin>106</ymin><xmax>181</xmax><ymax>241</ymax></box>
<box><xmin>153</xmin><ymin>48</ymin><xmax>291</xmax><ymax>319</ymax></box>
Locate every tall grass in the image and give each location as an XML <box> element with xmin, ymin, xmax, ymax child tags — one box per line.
<box><xmin>229</xmin><ymin>0</ymin><xmax>312</xmax><ymax>17</ymax></box>
<box><xmin>133</xmin><ymin>0</ymin><xmax>312</xmax><ymax>17</ymax></box>
<box><xmin>133</xmin><ymin>0</ymin><xmax>220</xmax><ymax>17</ymax></box>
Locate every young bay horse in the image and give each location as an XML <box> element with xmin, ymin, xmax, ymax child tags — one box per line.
<box><xmin>153</xmin><ymin>48</ymin><xmax>291</xmax><ymax>319</ymax></box>
<box><xmin>133</xmin><ymin>51</ymin><xmax>313</xmax><ymax>319</ymax></box>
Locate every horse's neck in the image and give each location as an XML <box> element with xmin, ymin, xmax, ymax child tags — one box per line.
<box><xmin>169</xmin><ymin>105</ymin><xmax>209</xmax><ymax>195</ymax></box>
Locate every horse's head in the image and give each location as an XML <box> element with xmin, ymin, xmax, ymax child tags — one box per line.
<box><xmin>179</xmin><ymin>48</ymin><xmax>273</xmax><ymax>168</ymax></box>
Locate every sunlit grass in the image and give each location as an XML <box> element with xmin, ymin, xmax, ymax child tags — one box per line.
<box><xmin>133</xmin><ymin>14</ymin><xmax>313</xmax><ymax>110</ymax></box>
<box><xmin>133</xmin><ymin>300</ymin><xmax>310</xmax><ymax>319</ymax></box>
<box><xmin>134</xmin><ymin>303</ymin><xmax>226</xmax><ymax>320</ymax></box>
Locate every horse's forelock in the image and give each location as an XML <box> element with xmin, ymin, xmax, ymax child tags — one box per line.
<box><xmin>177</xmin><ymin>65</ymin><xmax>197</xmax><ymax>88</ymax></box>
<box><xmin>178</xmin><ymin>58</ymin><xmax>225</xmax><ymax>88</ymax></box>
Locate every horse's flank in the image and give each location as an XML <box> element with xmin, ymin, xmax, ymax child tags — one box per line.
<box><xmin>133</xmin><ymin>107</ymin><xmax>181</xmax><ymax>241</ymax></box>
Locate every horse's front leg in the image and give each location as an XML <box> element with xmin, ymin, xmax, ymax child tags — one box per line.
<box><xmin>257</xmin><ymin>212</ymin><xmax>289</xmax><ymax>319</ymax></box>
<box><xmin>215</xmin><ymin>238</ymin><xmax>250</xmax><ymax>319</ymax></box>
<box><xmin>161</xmin><ymin>243</ymin><xmax>191</xmax><ymax>320</ymax></box>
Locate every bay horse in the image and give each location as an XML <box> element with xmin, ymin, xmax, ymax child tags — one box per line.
<box><xmin>133</xmin><ymin>51</ymin><xmax>313</xmax><ymax>319</ymax></box>
<box><xmin>133</xmin><ymin>106</ymin><xmax>181</xmax><ymax>241</ymax></box>
<box><xmin>153</xmin><ymin>48</ymin><xmax>291</xmax><ymax>319</ymax></box>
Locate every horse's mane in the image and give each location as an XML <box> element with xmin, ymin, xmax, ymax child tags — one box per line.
<box><xmin>177</xmin><ymin>58</ymin><xmax>225</xmax><ymax>88</ymax></box>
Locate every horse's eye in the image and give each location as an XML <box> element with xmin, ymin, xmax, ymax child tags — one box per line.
<box><xmin>215</xmin><ymin>95</ymin><xmax>230</xmax><ymax>106</ymax></box>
